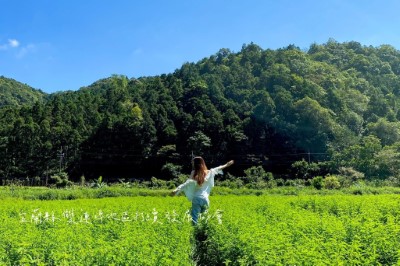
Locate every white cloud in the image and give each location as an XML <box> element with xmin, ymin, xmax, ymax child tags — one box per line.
<box><xmin>16</xmin><ymin>44</ymin><xmax>36</xmax><ymax>59</ymax></box>
<box><xmin>8</xmin><ymin>39</ymin><xmax>19</xmax><ymax>48</ymax></box>
<box><xmin>0</xmin><ymin>39</ymin><xmax>43</xmax><ymax>59</ymax></box>
<box><xmin>0</xmin><ymin>38</ymin><xmax>20</xmax><ymax>50</ymax></box>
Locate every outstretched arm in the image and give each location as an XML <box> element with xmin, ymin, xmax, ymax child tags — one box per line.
<box><xmin>218</xmin><ymin>160</ymin><xmax>234</xmax><ymax>170</ymax></box>
<box><xmin>170</xmin><ymin>172</ymin><xmax>194</xmax><ymax>196</ymax></box>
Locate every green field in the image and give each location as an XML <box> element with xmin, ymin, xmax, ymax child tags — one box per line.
<box><xmin>0</xmin><ymin>197</ymin><xmax>194</xmax><ymax>265</ymax></box>
<box><xmin>1</xmin><ymin>190</ymin><xmax>400</xmax><ymax>265</ymax></box>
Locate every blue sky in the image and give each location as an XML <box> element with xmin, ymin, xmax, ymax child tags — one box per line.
<box><xmin>1</xmin><ymin>0</ymin><xmax>400</xmax><ymax>93</ymax></box>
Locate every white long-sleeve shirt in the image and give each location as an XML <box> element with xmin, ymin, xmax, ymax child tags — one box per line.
<box><xmin>175</xmin><ymin>166</ymin><xmax>224</xmax><ymax>201</ymax></box>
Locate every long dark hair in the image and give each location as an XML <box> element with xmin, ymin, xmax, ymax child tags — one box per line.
<box><xmin>192</xmin><ymin>156</ymin><xmax>208</xmax><ymax>186</ymax></box>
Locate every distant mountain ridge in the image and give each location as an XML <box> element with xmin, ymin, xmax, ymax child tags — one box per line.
<box><xmin>0</xmin><ymin>76</ymin><xmax>47</xmax><ymax>107</ymax></box>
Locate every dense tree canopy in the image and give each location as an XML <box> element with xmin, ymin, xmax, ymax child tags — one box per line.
<box><xmin>0</xmin><ymin>76</ymin><xmax>46</xmax><ymax>107</ymax></box>
<box><xmin>2</xmin><ymin>40</ymin><xmax>400</xmax><ymax>182</ymax></box>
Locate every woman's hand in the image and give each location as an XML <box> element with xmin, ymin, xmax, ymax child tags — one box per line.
<box><xmin>222</xmin><ymin>160</ymin><xmax>235</xmax><ymax>169</ymax></box>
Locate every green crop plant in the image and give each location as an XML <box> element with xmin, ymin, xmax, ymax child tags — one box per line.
<box><xmin>2</xmin><ymin>189</ymin><xmax>400</xmax><ymax>265</ymax></box>
<box><xmin>0</xmin><ymin>197</ymin><xmax>195</xmax><ymax>265</ymax></box>
<box><xmin>199</xmin><ymin>195</ymin><xmax>400</xmax><ymax>265</ymax></box>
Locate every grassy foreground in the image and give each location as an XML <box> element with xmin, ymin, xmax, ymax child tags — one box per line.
<box><xmin>198</xmin><ymin>194</ymin><xmax>400</xmax><ymax>265</ymax></box>
<box><xmin>1</xmin><ymin>183</ymin><xmax>400</xmax><ymax>200</ymax></box>
<box><xmin>0</xmin><ymin>196</ymin><xmax>195</xmax><ymax>265</ymax></box>
<box><xmin>1</xmin><ymin>186</ymin><xmax>400</xmax><ymax>264</ymax></box>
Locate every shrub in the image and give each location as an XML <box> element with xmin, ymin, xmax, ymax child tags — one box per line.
<box><xmin>292</xmin><ymin>159</ymin><xmax>329</xmax><ymax>179</ymax></box>
<box><xmin>90</xmin><ymin>176</ymin><xmax>107</xmax><ymax>188</ymax></box>
<box><xmin>324</xmin><ymin>175</ymin><xmax>341</xmax><ymax>189</ymax></box>
<box><xmin>311</xmin><ymin>176</ymin><xmax>324</xmax><ymax>190</ymax></box>
<box><xmin>246</xmin><ymin>181</ymin><xmax>270</xmax><ymax>189</ymax></box>
<box><xmin>243</xmin><ymin>166</ymin><xmax>273</xmax><ymax>184</ymax></box>
<box><xmin>150</xmin><ymin>177</ymin><xmax>168</xmax><ymax>189</ymax></box>
<box><xmin>95</xmin><ymin>189</ymin><xmax>121</xmax><ymax>198</ymax></box>
<box><xmin>275</xmin><ymin>178</ymin><xmax>285</xmax><ymax>187</ymax></box>
<box><xmin>284</xmin><ymin>179</ymin><xmax>296</xmax><ymax>186</ymax></box>
<box><xmin>50</xmin><ymin>172</ymin><xmax>73</xmax><ymax>188</ymax></box>
<box><xmin>161</xmin><ymin>163</ymin><xmax>183</xmax><ymax>179</ymax></box>
<box><xmin>383</xmin><ymin>176</ymin><xmax>400</xmax><ymax>187</ymax></box>
<box><xmin>171</xmin><ymin>174</ymin><xmax>188</xmax><ymax>187</ymax></box>
<box><xmin>285</xmin><ymin>179</ymin><xmax>306</xmax><ymax>187</ymax></box>
<box><xmin>216</xmin><ymin>179</ymin><xmax>244</xmax><ymax>189</ymax></box>
<box><xmin>338</xmin><ymin>167</ymin><xmax>365</xmax><ymax>187</ymax></box>
<box><xmin>38</xmin><ymin>191</ymin><xmax>59</xmax><ymax>200</ymax></box>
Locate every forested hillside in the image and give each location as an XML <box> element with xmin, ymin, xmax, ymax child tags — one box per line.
<box><xmin>0</xmin><ymin>76</ymin><xmax>46</xmax><ymax>107</ymax></box>
<box><xmin>1</xmin><ymin>39</ymin><xmax>400</xmax><ymax>183</ymax></box>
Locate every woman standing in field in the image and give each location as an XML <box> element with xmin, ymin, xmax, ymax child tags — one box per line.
<box><xmin>171</xmin><ymin>157</ymin><xmax>234</xmax><ymax>225</ymax></box>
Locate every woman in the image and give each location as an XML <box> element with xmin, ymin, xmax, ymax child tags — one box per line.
<box><xmin>171</xmin><ymin>157</ymin><xmax>234</xmax><ymax>224</ymax></box>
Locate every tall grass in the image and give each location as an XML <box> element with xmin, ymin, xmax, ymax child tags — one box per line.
<box><xmin>2</xmin><ymin>188</ymin><xmax>400</xmax><ymax>264</ymax></box>
<box><xmin>0</xmin><ymin>197</ymin><xmax>195</xmax><ymax>265</ymax></box>
<box><xmin>2</xmin><ymin>184</ymin><xmax>400</xmax><ymax>201</ymax></box>
<box><xmin>194</xmin><ymin>195</ymin><xmax>400</xmax><ymax>265</ymax></box>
